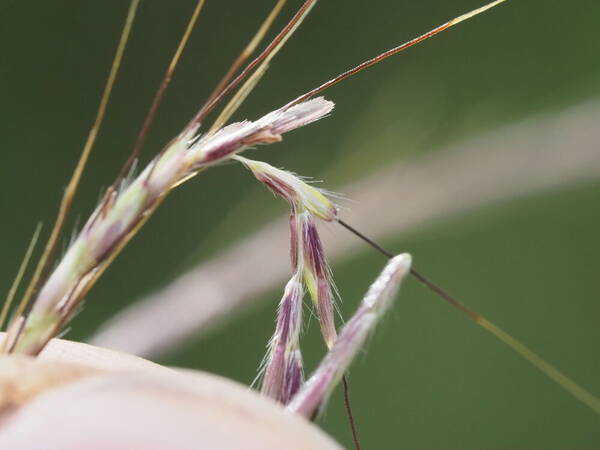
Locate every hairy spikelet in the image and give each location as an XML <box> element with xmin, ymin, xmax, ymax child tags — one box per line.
<box><xmin>288</xmin><ymin>254</ymin><xmax>412</xmax><ymax>416</ymax></box>
<box><xmin>12</xmin><ymin>98</ymin><xmax>334</xmax><ymax>355</ymax></box>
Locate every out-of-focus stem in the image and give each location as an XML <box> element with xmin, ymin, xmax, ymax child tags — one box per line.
<box><xmin>205</xmin><ymin>0</ymin><xmax>288</xmax><ymax>123</ymax></box>
<box><xmin>0</xmin><ymin>224</ymin><xmax>42</xmax><ymax>332</ymax></box>
<box><xmin>117</xmin><ymin>0</ymin><xmax>206</xmax><ymax>181</ymax></box>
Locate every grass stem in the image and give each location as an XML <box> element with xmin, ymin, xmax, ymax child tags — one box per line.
<box><xmin>337</xmin><ymin>218</ymin><xmax>600</xmax><ymax>416</ymax></box>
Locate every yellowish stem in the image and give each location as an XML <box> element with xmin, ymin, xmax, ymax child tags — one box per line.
<box><xmin>15</xmin><ymin>0</ymin><xmax>141</xmax><ymax>324</ymax></box>
<box><xmin>478</xmin><ymin>317</ymin><xmax>600</xmax><ymax>415</ymax></box>
<box><xmin>209</xmin><ymin>0</ymin><xmax>318</xmax><ymax>131</ymax></box>
<box><xmin>0</xmin><ymin>224</ymin><xmax>42</xmax><ymax>332</ymax></box>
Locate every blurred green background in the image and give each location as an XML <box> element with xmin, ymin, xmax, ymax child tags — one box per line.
<box><xmin>1</xmin><ymin>0</ymin><xmax>599</xmax><ymax>448</ymax></box>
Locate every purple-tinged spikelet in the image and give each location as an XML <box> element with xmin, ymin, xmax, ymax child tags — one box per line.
<box><xmin>191</xmin><ymin>97</ymin><xmax>334</xmax><ymax>167</ymax></box>
<box><xmin>289</xmin><ymin>210</ymin><xmax>300</xmax><ymax>270</ymax></box>
<box><xmin>300</xmin><ymin>212</ymin><xmax>338</xmax><ymax>349</ymax></box>
<box><xmin>12</xmin><ymin>97</ymin><xmax>334</xmax><ymax>355</ymax></box>
<box><xmin>260</xmin><ymin>213</ymin><xmax>306</xmax><ymax>404</ymax></box>
<box><xmin>282</xmin><ymin>349</ymin><xmax>304</xmax><ymax>405</ymax></box>
<box><xmin>235</xmin><ymin>155</ymin><xmax>339</xmax><ymax>349</ymax></box>
<box><xmin>266</xmin><ymin>97</ymin><xmax>334</xmax><ymax>135</ymax></box>
<box><xmin>287</xmin><ymin>254</ymin><xmax>412</xmax><ymax>417</ymax></box>
<box><xmin>234</xmin><ymin>155</ymin><xmax>338</xmax><ymax>222</ymax></box>
<box><xmin>261</xmin><ymin>273</ymin><xmax>304</xmax><ymax>404</ymax></box>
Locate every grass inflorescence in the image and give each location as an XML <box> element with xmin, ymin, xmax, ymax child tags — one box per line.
<box><xmin>2</xmin><ymin>1</ymin><xmax>599</xmax><ymax>448</ymax></box>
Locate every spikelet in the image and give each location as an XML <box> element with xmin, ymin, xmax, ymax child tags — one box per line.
<box><xmin>260</xmin><ymin>211</ymin><xmax>307</xmax><ymax>404</ymax></box>
<box><xmin>190</xmin><ymin>97</ymin><xmax>334</xmax><ymax>167</ymax></box>
<box><xmin>299</xmin><ymin>211</ymin><xmax>337</xmax><ymax>348</ymax></box>
<box><xmin>234</xmin><ymin>155</ymin><xmax>337</xmax><ymax>221</ymax></box>
<box><xmin>12</xmin><ymin>98</ymin><xmax>334</xmax><ymax>355</ymax></box>
<box><xmin>260</xmin><ymin>271</ymin><xmax>304</xmax><ymax>403</ymax></box>
<box><xmin>287</xmin><ymin>254</ymin><xmax>412</xmax><ymax>417</ymax></box>
<box><xmin>234</xmin><ymin>155</ymin><xmax>339</xmax><ymax>349</ymax></box>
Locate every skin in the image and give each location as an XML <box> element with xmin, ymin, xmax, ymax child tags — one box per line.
<box><xmin>0</xmin><ymin>337</ymin><xmax>341</xmax><ymax>450</ymax></box>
